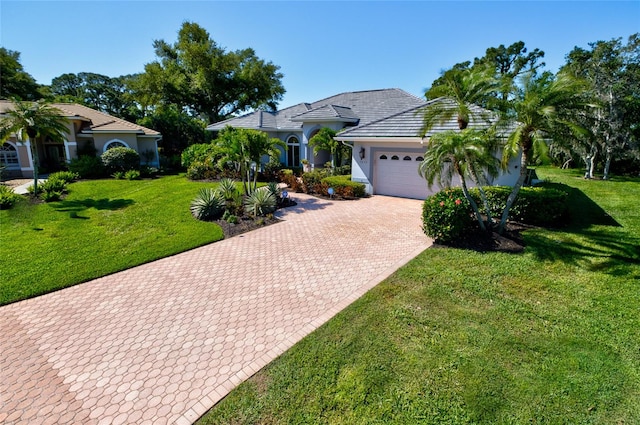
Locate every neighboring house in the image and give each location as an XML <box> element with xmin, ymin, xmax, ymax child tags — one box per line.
<box><xmin>0</xmin><ymin>101</ymin><xmax>161</xmax><ymax>178</ymax></box>
<box><xmin>206</xmin><ymin>89</ymin><xmax>520</xmax><ymax>199</ymax></box>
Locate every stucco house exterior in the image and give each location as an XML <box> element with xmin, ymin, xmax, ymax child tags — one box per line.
<box><xmin>0</xmin><ymin>101</ymin><xmax>161</xmax><ymax>178</ymax></box>
<box><xmin>207</xmin><ymin>88</ymin><xmax>520</xmax><ymax>199</ymax></box>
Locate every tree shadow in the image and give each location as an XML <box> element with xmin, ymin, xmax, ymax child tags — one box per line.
<box><xmin>275</xmin><ymin>195</ymin><xmax>332</xmax><ymax>217</ymax></box>
<box><xmin>523</xmin><ymin>183</ymin><xmax>639</xmax><ymax>275</ymax></box>
<box><xmin>54</xmin><ymin>198</ymin><xmax>135</xmax><ymax>213</ymax></box>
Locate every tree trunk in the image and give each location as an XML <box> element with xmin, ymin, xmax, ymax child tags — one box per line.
<box><xmin>30</xmin><ymin>140</ymin><xmax>39</xmax><ymax>195</ymax></box>
<box><xmin>589</xmin><ymin>150</ymin><xmax>597</xmax><ymax>179</ymax></box>
<box><xmin>498</xmin><ymin>147</ymin><xmax>529</xmax><ymax>234</ymax></box>
<box><xmin>458</xmin><ymin>171</ymin><xmax>486</xmax><ymax>232</ymax></box>
<box><xmin>603</xmin><ymin>146</ymin><xmax>612</xmax><ymax>180</ymax></box>
<box><xmin>468</xmin><ymin>164</ymin><xmax>493</xmax><ymax>230</ymax></box>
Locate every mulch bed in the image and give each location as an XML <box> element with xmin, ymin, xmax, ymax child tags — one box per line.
<box><xmin>214</xmin><ymin>215</ymin><xmax>282</xmax><ymax>239</ymax></box>
<box><xmin>432</xmin><ymin>221</ymin><xmax>535</xmax><ymax>253</ymax></box>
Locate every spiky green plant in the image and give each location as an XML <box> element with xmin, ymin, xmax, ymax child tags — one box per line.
<box><xmin>216</xmin><ymin>178</ymin><xmax>238</xmax><ymax>200</ymax></box>
<box><xmin>244</xmin><ymin>189</ymin><xmax>276</xmax><ymax>218</ymax></box>
<box><xmin>266</xmin><ymin>181</ymin><xmax>281</xmax><ymax>199</ymax></box>
<box><xmin>190</xmin><ymin>188</ymin><xmax>225</xmax><ymax>221</ymax></box>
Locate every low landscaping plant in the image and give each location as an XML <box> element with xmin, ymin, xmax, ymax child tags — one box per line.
<box><xmin>320</xmin><ymin>175</ymin><xmax>365</xmax><ymax>198</ymax></box>
<box><xmin>68</xmin><ymin>155</ymin><xmax>105</xmax><ymax>179</ymax></box>
<box><xmin>278</xmin><ymin>169</ymin><xmax>302</xmax><ymax>192</ymax></box>
<box><xmin>124</xmin><ymin>169</ymin><xmax>141</xmax><ymax>180</ymax></box>
<box><xmin>244</xmin><ymin>188</ymin><xmax>276</xmax><ymax>217</ymax></box>
<box><xmin>48</xmin><ymin>171</ymin><xmax>78</xmax><ymax>184</ymax></box>
<box><xmin>422</xmin><ymin>188</ymin><xmax>475</xmax><ymax>243</ymax></box>
<box><xmin>301</xmin><ymin>169</ymin><xmax>331</xmax><ymax>194</ymax></box>
<box><xmin>190</xmin><ymin>188</ymin><xmax>226</xmax><ymax>221</ymax></box>
<box><xmin>0</xmin><ymin>185</ymin><xmax>21</xmax><ymax>209</ymax></box>
<box><xmin>101</xmin><ymin>147</ymin><xmax>140</xmax><ymax>174</ymax></box>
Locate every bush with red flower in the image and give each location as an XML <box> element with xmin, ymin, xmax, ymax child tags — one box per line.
<box><xmin>422</xmin><ymin>188</ymin><xmax>474</xmax><ymax>243</ymax></box>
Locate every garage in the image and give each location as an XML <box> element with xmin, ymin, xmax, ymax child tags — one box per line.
<box><xmin>373</xmin><ymin>151</ymin><xmax>436</xmax><ymax>199</ymax></box>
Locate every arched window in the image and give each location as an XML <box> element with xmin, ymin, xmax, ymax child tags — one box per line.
<box><xmin>403</xmin><ymin>156</ymin><xmax>412</xmax><ymax>161</ymax></box>
<box><xmin>0</xmin><ymin>143</ymin><xmax>19</xmax><ymax>169</ymax></box>
<box><xmin>103</xmin><ymin>139</ymin><xmax>129</xmax><ymax>152</ymax></box>
<box><xmin>286</xmin><ymin>136</ymin><xmax>300</xmax><ymax>167</ymax></box>
<box><xmin>379</xmin><ymin>155</ymin><xmax>388</xmax><ymax>160</ymax></box>
<box><xmin>391</xmin><ymin>155</ymin><xmax>399</xmax><ymax>160</ymax></box>
<box><xmin>416</xmin><ymin>156</ymin><xmax>424</xmax><ymax>161</ymax></box>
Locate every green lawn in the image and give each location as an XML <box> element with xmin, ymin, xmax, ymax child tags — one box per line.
<box><xmin>198</xmin><ymin>167</ymin><xmax>640</xmax><ymax>424</ymax></box>
<box><xmin>0</xmin><ymin>175</ymin><xmax>224</xmax><ymax>305</ymax></box>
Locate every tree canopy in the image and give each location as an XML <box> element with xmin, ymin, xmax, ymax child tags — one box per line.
<box><xmin>0</xmin><ymin>48</ymin><xmax>42</xmax><ymax>100</ymax></box>
<box><xmin>135</xmin><ymin>21</ymin><xmax>286</xmax><ymax>123</ymax></box>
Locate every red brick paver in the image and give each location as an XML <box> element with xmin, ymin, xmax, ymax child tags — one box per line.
<box><xmin>0</xmin><ymin>194</ymin><xmax>430</xmax><ymax>424</ymax></box>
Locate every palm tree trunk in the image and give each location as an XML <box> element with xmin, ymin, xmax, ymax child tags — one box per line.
<box><xmin>30</xmin><ymin>139</ymin><xmax>39</xmax><ymax>195</ymax></box>
<box><xmin>498</xmin><ymin>147</ymin><xmax>529</xmax><ymax>234</ymax></box>
<box><xmin>459</xmin><ymin>172</ymin><xmax>486</xmax><ymax>232</ymax></box>
<box><xmin>468</xmin><ymin>164</ymin><xmax>493</xmax><ymax>230</ymax></box>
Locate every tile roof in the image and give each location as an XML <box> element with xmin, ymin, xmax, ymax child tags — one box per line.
<box><xmin>290</xmin><ymin>104</ymin><xmax>359</xmax><ymax>122</ymax></box>
<box><xmin>0</xmin><ymin>100</ymin><xmax>160</xmax><ymax>136</ymax></box>
<box><xmin>335</xmin><ymin>98</ymin><xmax>503</xmax><ymax>139</ymax></box>
<box><xmin>207</xmin><ymin>88</ymin><xmax>426</xmax><ymax>131</ymax></box>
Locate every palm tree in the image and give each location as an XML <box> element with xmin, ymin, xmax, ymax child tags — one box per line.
<box><xmin>309</xmin><ymin>127</ymin><xmax>347</xmax><ymax>168</ymax></box>
<box><xmin>419</xmin><ymin>129</ymin><xmax>500</xmax><ymax>232</ymax></box>
<box><xmin>216</xmin><ymin>126</ymin><xmax>285</xmax><ymax>195</ymax></box>
<box><xmin>498</xmin><ymin>70</ymin><xmax>589</xmax><ymax>233</ymax></box>
<box><xmin>421</xmin><ymin>66</ymin><xmax>498</xmax><ymax>133</ymax></box>
<box><xmin>0</xmin><ymin>99</ymin><xmax>69</xmax><ymax>194</ymax></box>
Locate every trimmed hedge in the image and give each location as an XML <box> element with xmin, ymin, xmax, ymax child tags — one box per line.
<box><xmin>469</xmin><ymin>185</ymin><xmax>569</xmax><ymax>226</ymax></box>
<box><xmin>320</xmin><ymin>175</ymin><xmax>366</xmax><ymax>198</ymax></box>
<box><xmin>101</xmin><ymin>147</ymin><xmax>140</xmax><ymax>174</ymax></box>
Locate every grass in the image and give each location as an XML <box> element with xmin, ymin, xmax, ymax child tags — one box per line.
<box><xmin>197</xmin><ymin>167</ymin><xmax>640</xmax><ymax>424</ymax></box>
<box><xmin>0</xmin><ymin>175</ymin><xmax>224</xmax><ymax>305</ymax></box>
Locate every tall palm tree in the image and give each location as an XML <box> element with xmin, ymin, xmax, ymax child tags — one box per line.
<box><xmin>0</xmin><ymin>99</ymin><xmax>69</xmax><ymax>194</ymax></box>
<box><xmin>498</xmin><ymin>70</ymin><xmax>589</xmax><ymax>233</ymax></box>
<box><xmin>421</xmin><ymin>66</ymin><xmax>498</xmax><ymax>134</ymax></box>
<box><xmin>419</xmin><ymin>129</ymin><xmax>500</xmax><ymax>232</ymax></box>
<box><xmin>216</xmin><ymin>126</ymin><xmax>285</xmax><ymax>195</ymax></box>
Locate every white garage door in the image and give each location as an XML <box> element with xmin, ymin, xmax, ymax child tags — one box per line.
<box><xmin>374</xmin><ymin>152</ymin><xmax>436</xmax><ymax>199</ymax></box>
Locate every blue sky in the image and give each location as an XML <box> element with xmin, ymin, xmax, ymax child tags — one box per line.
<box><xmin>2</xmin><ymin>1</ymin><xmax>638</xmax><ymax>109</ymax></box>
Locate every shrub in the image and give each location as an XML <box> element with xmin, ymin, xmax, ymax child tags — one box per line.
<box><xmin>101</xmin><ymin>147</ymin><xmax>140</xmax><ymax>174</ymax></box>
<box><xmin>262</xmin><ymin>158</ymin><xmax>283</xmax><ymax>182</ymax></box>
<box><xmin>68</xmin><ymin>155</ymin><xmax>105</xmax><ymax>179</ymax></box>
<box><xmin>48</xmin><ymin>171</ymin><xmax>78</xmax><ymax>184</ymax></box>
<box><xmin>181</xmin><ymin>143</ymin><xmax>222</xmax><ymax>169</ymax></box>
<box><xmin>41</xmin><ymin>190</ymin><xmax>62</xmax><ymax>202</ymax></box>
<box><xmin>40</xmin><ymin>178</ymin><xmax>66</xmax><ymax>193</ymax></box>
<box><xmin>0</xmin><ymin>185</ymin><xmax>21</xmax><ymax>209</ymax></box>
<box><xmin>216</xmin><ymin>178</ymin><xmax>238</xmax><ymax>200</ymax></box>
<box><xmin>186</xmin><ymin>158</ymin><xmax>220</xmax><ymax>180</ymax></box>
<box><xmin>190</xmin><ymin>188</ymin><xmax>225</xmax><ymax>221</ymax></box>
<box><xmin>278</xmin><ymin>169</ymin><xmax>302</xmax><ymax>192</ymax></box>
<box><xmin>140</xmin><ymin>166</ymin><xmax>159</xmax><ymax>178</ymax></box>
<box><xmin>301</xmin><ymin>169</ymin><xmax>331</xmax><ymax>194</ymax></box>
<box><xmin>320</xmin><ymin>175</ymin><xmax>365</xmax><ymax>198</ymax></box>
<box><xmin>244</xmin><ymin>189</ymin><xmax>276</xmax><ymax>217</ymax></box>
<box><xmin>468</xmin><ymin>185</ymin><xmax>568</xmax><ymax>226</ymax></box>
<box><xmin>124</xmin><ymin>170</ymin><xmax>141</xmax><ymax>180</ymax></box>
<box><xmin>422</xmin><ymin>188</ymin><xmax>475</xmax><ymax>243</ymax></box>
<box><xmin>333</xmin><ymin>165</ymin><xmax>352</xmax><ymax>176</ymax></box>
<box><xmin>112</xmin><ymin>171</ymin><xmax>125</xmax><ymax>180</ymax></box>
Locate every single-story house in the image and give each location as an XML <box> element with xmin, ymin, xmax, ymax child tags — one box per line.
<box><xmin>0</xmin><ymin>101</ymin><xmax>161</xmax><ymax>178</ymax></box>
<box><xmin>207</xmin><ymin>88</ymin><xmax>519</xmax><ymax>199</ymax></box>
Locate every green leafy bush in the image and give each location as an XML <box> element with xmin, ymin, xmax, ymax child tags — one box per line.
<box><xmin>181</xmin><ymin>143</ymin><xmax>222</xmax><ymax>169</ymax></box>
<box><xmin>469</xmin><ymin>185</ymin><xmax>569</xmax><ymax>226</ymax></box>
<box><xmin>217</xmin><ymin>178</ymin><xmax>239</xmax><ymax>200</ymax></box>
<box><xmin>190</xmin><ymin>188</ymin><xmax>225</xmax><ymax>221</ymax></box>
<box><xmin>140</xmin><ymin>166</ymin><xmax>159</xmax><ymax>178</ymax></box>
<box><xmin>244</xmin><ymin>189</ymin><xmax>276</xmax><ymax>217</ymax></box>
<box><xmin>186</xmin><ymin>158</ymin><xmax>220</xmax><ymax>180</ymax></box>
<box><xmin>278</xmin><ymin>169</ymin><xmax>302</xmax><ymax>192</ymax></box>
<box><xmin>262</xmin><ymin>158</ymin><xmax>283</xmax><ymax>182</ymax></box>
<box><xmin>124</xmin><ymin>170</ymin><xmax>141</xmax><ymax>180</ymax></box>
<box><xmin>48</xmin><ymin>171</ymin><xmax>78</xmax><ymax>184</ymax></box>
<box><xmin>112</xmin><ymin>171</ymin><xmax>125</xmax><ymax>180</ymax></box>
<box><xmin>422</xmin><ymin>188</ymin><xmax>475</xmax><ymax>243</ymax></box>
<box><xmin>101</xmin><ymin>147</ymin><xmax>140</xmax><ymax>174</ymax></box>
<box><xmin>333</xmin><ymin>165</ymin><xmax>351</xmax><ymax>176</ymax></box>
<box><xmin>0</xmin><ymin>185</ymin><xmax>22</xmax><ymax>209</ymax></box>
<box><xmin>301</xmin><ymin>169</ymin><xmax>331</xmax><ymax>194</ymax></box>
<box><xmin>320</xmin><ymin>175</ymin><xmax>365</xmax><ymax>198</ymax></box>
<box><xmin>68</xmin><ymin>155</ymin><xmax>105</xmax><ymax>179</ymax></box>
<box><xmin>41</xmin><ymin>190</ymin><xmax>62</xmax><ymax>202</ymax></box>
<box><xmin>40</xmin><ymin>178</ymin><xmax>66</xmax><ymax>193</ymax></box>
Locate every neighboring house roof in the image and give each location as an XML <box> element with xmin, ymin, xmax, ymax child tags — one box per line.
<box><xmin>335</xmin><ymin>98</ymin><xmax>505</xmax><ymax>140</ymax></box>
<box><xmin>206</xmin><ymin>88</ymin><xmax>426</xmax><ymax>132</ymax></box>
<box><xmin>0</xmin><ymin>100</ymin><xmax>160</xmax><ymax>137</ymax></box>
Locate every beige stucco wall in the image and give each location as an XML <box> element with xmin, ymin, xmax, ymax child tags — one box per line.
<box><xmin>93</xmin><ymin>133</ymin><xmax>140</xmax><ymax>154</ymax></box>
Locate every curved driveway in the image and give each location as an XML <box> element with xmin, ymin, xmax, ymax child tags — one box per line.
<box><xmin>0</xmin><ymin>193</ymin><xmax>430</xmax><ymax>424</ymax></box>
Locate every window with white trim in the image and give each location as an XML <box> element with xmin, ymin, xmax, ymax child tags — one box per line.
<box><xmin>104</xmin><ymin>139</ymin><xmax>129</xmax><ymax>152</ymax></box>
<box><xmin>0</xmin><ymin>143</ymin><xmax>19</xmax><ymax>169</ymax></box>
<box><xmin>286</xmin><ymin>136</ymin><xmax>300</xmax><ymax>167</ymax></box>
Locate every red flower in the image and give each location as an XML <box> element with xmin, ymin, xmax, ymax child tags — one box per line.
<box><xmin>455</xmin><ymin>199</ymin><xmax>461</xmax><ymax>205</ymax></box>
<box><xmin>439</xmin><ymin>201</ymin><xmax>445</xmax><ymax>207</ymax></box>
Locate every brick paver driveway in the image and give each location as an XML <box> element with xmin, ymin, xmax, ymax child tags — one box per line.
<box><xmin>1</xmin><ymin>193</ymin><xmax>430</xmax><ymax>424</ymax></box>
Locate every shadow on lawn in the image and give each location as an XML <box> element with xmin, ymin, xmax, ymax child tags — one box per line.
<box><xmin>524</xmin><ymin>183</ymin><xmax>640</xmax><ymax>274</ymax></box>
<box><xmin>54</xmin><ymin>198</ymin><xmax>135</xmax><ymax>213</ymax></box>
